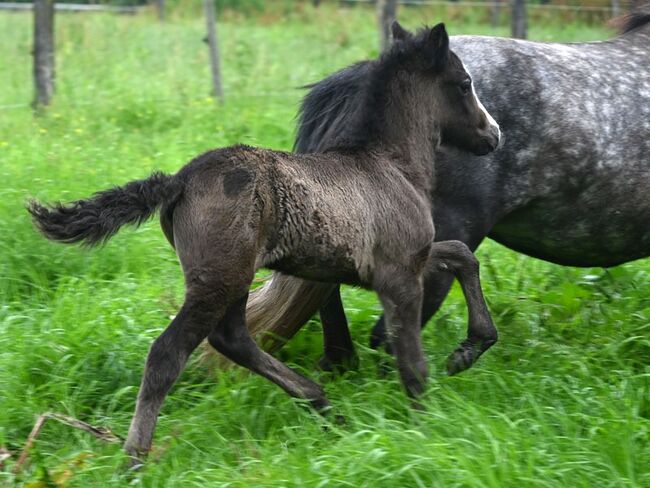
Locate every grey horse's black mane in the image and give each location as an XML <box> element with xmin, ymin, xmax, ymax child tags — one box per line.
<box><xmin>619</xmin><ymin>4</ymin><xmax>650</xmax><ymax>34</ymax></box>
<box><xmin>295</xmin><ymin>26</ymin><xmax>446</xmax><ymax>153</ymax></box>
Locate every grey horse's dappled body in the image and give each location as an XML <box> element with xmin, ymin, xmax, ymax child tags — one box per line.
<box><xmin>28</xmin><ymin>24</ymin><xmax>500</xmax><ymax>464</ymax></box>
<box><xmin>238</xmin><ymin>9</ymin><xmax>650</xmax><ymax>370</ymax></box>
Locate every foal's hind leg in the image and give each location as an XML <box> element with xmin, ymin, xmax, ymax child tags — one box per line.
<box><xmin>124</xmin><ymin>291</ymin><xmax>226</xmax><ymax>466</ymax></box>
<box><xmin>430</xmin><ymin>241</ymin><xmax>497</xmax><ymax>375</ymax></box>
<box><xmin>209</xmin><ymin>294</ymin><xmax>330</xmax><ymax>411</ymax></box>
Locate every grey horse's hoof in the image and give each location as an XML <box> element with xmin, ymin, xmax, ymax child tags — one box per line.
<box><xmin>317</xmin><ymin>353</ymin><xmax>360</xmax><ymax>373</ymax></box>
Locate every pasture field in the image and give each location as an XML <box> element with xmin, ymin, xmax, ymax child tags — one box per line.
<box><xmin>0</xmin><ymin>4</ymin><xmax>648</xmax><ymax>486</ymax></box>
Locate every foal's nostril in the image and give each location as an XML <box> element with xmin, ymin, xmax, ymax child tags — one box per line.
<box><xmin>471</xmin><ymin>125</ymin><xmax>501</xmax><ymax>156</ymax></box>
<box><xmin>481</xmin><ymin>132</ymin><xmax>500</xmax><ymax>154</ymax></box>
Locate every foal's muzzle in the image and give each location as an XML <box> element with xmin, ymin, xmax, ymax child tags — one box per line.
<box><xmin>473</xmin><ymin>125</ymin><xmax>501</xmax><ymax>156</ymax></box>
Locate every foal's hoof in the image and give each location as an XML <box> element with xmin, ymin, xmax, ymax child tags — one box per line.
<box><xmin>446</xmin><ymin>346</ymin><xmax>480</xmax><ymax>375</ymax></box>
<box><xmin>120</xmin><ymin>455</ymin><xmax>145</xmax><ymax>475</ymax></box>
<box><xmin>122</xmin><ymin>446</ymin><xmax>148</xmax><ymax>473</ymax></box>
<box><xmin>321</xmin><ymin>414</ymin><xmax>346</xmax><ymax>432</ymax></box>
<box><xmin>317</xmin><ymin>353</ymin><xmax>360</xmax><ymax>374</ymax></box>
<box><xmin>410</xmin><ymin>398</ymin><xmax>426</xmax><ymax>412</ymax></box>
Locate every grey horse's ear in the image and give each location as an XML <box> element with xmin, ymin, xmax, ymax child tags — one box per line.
<box><xmin>426</xmin><ymin>23</ymin><xmax>449</xmax><ymax>70</ymax></box>
<box><xmin>391</xmin><ymin>20</ymin><xmax>412</xmax><ymax>42</ymax></box>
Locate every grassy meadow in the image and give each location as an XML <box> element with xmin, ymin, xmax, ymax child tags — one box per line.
<box><xmin>0</xmin><ymin>3</ymin><xmax>648</xmax><ymax>486</ymax></box>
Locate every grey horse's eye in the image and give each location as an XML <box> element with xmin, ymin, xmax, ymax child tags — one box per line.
<box><xmin>459</xmin><ymin>80</ymin><xmax>471</xmax><ymax>95</ymax></box>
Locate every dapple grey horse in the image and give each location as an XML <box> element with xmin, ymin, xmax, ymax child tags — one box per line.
<box><xmin>232</xmin><ymin>9</ymin><xmax>650</xmax><ymax>373</ymax></box>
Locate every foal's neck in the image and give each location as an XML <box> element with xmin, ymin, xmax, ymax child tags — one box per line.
<box><xmin>376</xmin><ymin>96</ymin><xmax>439</xmax><ymax>195</ymax></box>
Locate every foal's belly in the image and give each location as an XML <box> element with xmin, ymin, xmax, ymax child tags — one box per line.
<box><xmin>265</xmin><ymin>247</ymin><xmax>366</xmax><ymax>286</ymax></box>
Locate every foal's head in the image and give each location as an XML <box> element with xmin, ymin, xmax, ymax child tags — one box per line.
<box><xmin>373</xmin><ymin>22</ymin><xmax>501</xmax><ymax>156</ymax></box>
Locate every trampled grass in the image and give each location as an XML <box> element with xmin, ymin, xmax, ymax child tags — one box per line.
<box><xmin>0</xmin><ymin>4</ymin><xmax>648</xmax><ymax>487</ymax></box>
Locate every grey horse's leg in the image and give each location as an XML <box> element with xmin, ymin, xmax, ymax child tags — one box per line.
<box><xmin>209</xmin><ymin>294</ymin><xmax>330</xmax><ymax>412</ymax></box>
<box><xmin>317</xmin><ymin>286</ymin><xmax>358</xmax><ymax>372</ymax></box>
<box><xmin>375</xmin><ymin>272</ymin><xmax>427</xmax><ymax>399</ymax></box>
<box><xmin>429</xmin><ymin>240</ymin><xmax>497</xmax><ymax>375</ymax></box>
<box><xmin>124</xmin><ymin>294</ymin><xmax>225</xmax><ymax>466</ymax></box>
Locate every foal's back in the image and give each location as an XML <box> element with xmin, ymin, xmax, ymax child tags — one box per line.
<box><xmin>172</xmin><ymin>145</ymin><xmax>434</xmax><ymax>286</ymax></box>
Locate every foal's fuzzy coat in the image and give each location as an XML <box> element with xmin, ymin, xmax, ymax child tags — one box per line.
<box><xmin>28</xmin><ymin>23</ymin><xmax>500</xmax><ymax>464</ymax></box>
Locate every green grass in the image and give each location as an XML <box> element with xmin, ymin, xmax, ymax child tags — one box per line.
<box><xmin>1</xmin><ymin>4</ymin><xmax>648</xmax><ymax>487</ymax></box>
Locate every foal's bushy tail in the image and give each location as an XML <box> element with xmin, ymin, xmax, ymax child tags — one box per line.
<box><xmin>27</xmin><ymin>172</ymin><xmax>182</xmax><ymax>246</ymax></box>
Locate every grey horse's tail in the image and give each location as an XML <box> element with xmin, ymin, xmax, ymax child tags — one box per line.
<box><xmin>201</xmin><ymin>274</ymin><xmax>334</xmax><ymax>368</ymax></box>
<box><xmin>27</xmin><ymin>172</ymin><xmax>182</xmax><ymax>247</ymax></box>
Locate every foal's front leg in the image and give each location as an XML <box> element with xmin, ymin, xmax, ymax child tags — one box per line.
<box><xmin>429</xmin><ymin>240</ymin><xmax>497</xmax><ymax>375</ymax></box>
<box><xmin>376</xmin><ymin>273</ymin><xmax>427</xmax><ymax>399</ymax></box>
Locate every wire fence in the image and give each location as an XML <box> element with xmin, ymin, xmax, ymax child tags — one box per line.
<box><xmin>1</xmin><ymin>0</ymin><xmax>637</xmax><ymax>112</ymax></box>
<box><xmin>342</xmin><ymin>0</ymin><xmax>626</xmax><ymax>13</ymax></box>
<box><xmin>0</xmin><ymin>1</ymin><xmax>635</xmax><ymax>15</ymax></box>
<box><xmin>0</xmin><ymin>2</ymin><xmax>143</xmax><ymax>13</ymax></box>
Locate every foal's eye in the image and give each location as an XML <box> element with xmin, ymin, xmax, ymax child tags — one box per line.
<box><xmin>459</xmin><ymin>80</ymin><xmax>471</xmax><ymax>95</ymax></box>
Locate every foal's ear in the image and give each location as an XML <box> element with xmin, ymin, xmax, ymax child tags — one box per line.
<box><xmin>391</xmin><ymin>20</ymin><xmax>412</xmax><ymax>42</ymax></box>
<box><xmin>426</xmin><ymin>23</ymin><xmax>450</xmax><ymax>71</ymax></box>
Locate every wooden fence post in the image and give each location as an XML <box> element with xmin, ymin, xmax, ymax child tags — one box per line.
<box><xmin>511</xmin><ymin>0</ymin><xmax>527</xmax><ymax>39</ymax></box>
<box><xmin>33</xmin><ymin>0</ymin><xmax>55</xmax><ymax>108</ymax></box>
<box><xmin>491</xmin><ymin>0</ymin><xmax>501</xmax><ymax>27</ymax></box>
<box><xmin>204</xmin><ymin>0</ymin><xmax>223</xmax><ymax>101</ymax></box>
<box><xmin>156</xmin><ymin>0</ymin><xmax>165</xmax><ymax>21</ymax></box>
<box><xmin>377</xmin><ymin>0</ymin><xmax>398</xmax><ymax>52</ymax></box>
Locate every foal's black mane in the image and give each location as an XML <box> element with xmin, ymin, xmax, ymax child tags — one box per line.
<box><xmin>295</xmin><ymin>27</ymin><xmax>443</xmax><ymax>153</ymax></box>
<box><xmin>294</xmin><ymin>62</ymin><xmax>371</xmax><ymax>153</ymax></box>
<box><xmin>619</xmin><ymin>5</ymin><xmax>650</xmax><ymax>34</ymax></box>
